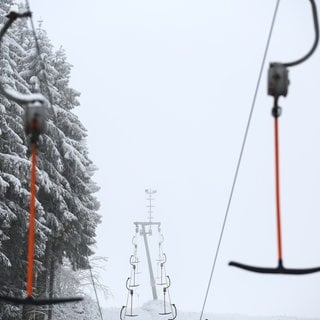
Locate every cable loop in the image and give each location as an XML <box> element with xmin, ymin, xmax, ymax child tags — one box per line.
<box><xmin>283</xmin><ymin>0</ymin><xmax>319</xmax><ymax>67</ymax></box>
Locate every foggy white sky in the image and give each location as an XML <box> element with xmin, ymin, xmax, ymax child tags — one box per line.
<box><xmin>21</xmin><ymin>0</ymin><xmax>320</xmax><ymax>317</ymax></box>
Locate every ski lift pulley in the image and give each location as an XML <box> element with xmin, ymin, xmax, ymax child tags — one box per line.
<box><xmin>268</xmin><ymin>63</ymin><xmax>289</xmax><ymax>99</ymax></box>
<box><xmin>24</xmin><ymin>100</ymin><xmax>47</xmax><ymax>143</ymax></box>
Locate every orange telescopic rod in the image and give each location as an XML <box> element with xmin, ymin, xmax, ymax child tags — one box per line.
<box><xmin>274</xmin><ymin>117</ymin><xmax>283</xmax><ymax>263</ymax></box>
<box><xmin>26</xmin><ymin>143</ymin><xmax>37</xmax><ymax>297</ymax></box>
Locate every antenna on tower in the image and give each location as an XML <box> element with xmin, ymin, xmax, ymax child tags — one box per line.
<box><xmin>145</xmin><ymin>188</ymin><xmax>157</xmax><ymax>234</ymax></box>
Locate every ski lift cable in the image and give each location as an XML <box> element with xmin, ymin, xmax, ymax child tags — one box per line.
<box><xmin>283</xmin><ymin>0</ymin><xmax>319</xmax><ymax>67</ymax></box>
<box><xmin>167</xmin><ymin>289</ymin><xmax>174</xmax><ymax>315</ymax></box>
<box><xmin>198</xmin><ymin>1</ymin><xmax>280</xmax><ymax>319</ymax></box>
<box><xmin>88</xmin><ymin>258</ymin><xmax>104</xmax><ymax>320</ymax></box>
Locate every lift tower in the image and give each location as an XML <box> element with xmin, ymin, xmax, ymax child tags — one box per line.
<box><xmin>133</xmin><ymin>189</ymin><xmax>160</xmax><ymax>300</ymax></box>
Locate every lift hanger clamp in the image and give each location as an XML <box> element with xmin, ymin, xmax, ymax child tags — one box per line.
<box><xmin>268</xmin><ymin>0</ymin><xmax>319</xmax><ymax>116</ymax></box>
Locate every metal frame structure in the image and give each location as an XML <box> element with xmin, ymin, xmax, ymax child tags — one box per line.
<box><xmin>133</xmin><ymin>221</ymin><xmax>161</xmax><ymax>300</ymax></box>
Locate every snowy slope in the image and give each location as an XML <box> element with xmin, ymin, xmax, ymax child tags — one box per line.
<box><xmin>103</xmin><ymin>300</ymin><xmax>320</xmax><ymax>320</ymax></box>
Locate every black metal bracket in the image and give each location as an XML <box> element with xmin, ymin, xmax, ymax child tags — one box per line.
<box><xmin>0</xmin><ymin>295</ymin><xmax>83</xmax><ymax>306</ymax></box>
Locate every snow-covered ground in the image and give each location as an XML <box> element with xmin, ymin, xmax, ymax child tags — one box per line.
<box><xmin>102</xmin><ymin>300</ymin><xmax>320</xmax><ymax>320</ymax></box>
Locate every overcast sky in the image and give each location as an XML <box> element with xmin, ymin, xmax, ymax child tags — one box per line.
<box><xmin>19</xmin><ymin>0</ymin><xmax>320</xmax><ymax>317</ymax></box>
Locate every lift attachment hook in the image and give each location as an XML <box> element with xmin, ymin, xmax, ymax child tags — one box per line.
<box><xmin>125</xmin><ymin>278</ymin><xmax>138</xmax><ymax>317</ymax></box>
<box><xmin>159</xmin><ymin>276</ymin><xmax>172</xmax><ymax>316</ymax></box>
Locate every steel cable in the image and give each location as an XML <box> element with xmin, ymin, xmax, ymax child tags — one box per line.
<box><xmin>199</xmin><ymin>1</ymin><xmax>281</xmax><ymax>319</ymax></box>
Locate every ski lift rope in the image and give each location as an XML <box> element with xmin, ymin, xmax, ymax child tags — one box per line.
<box><xmin>199</xmin><ymin>1</ymin><xmax>280</xmax><ymax>319</ymax></box>
<box><xmin>283</xmin><ymin>0</ymin><xmax>319</xmax><ymax>68</ymax></box>
<box><xmin>88</xmin><ymin>256</ymin><xmax>104</xmax><ymax>320</ymax></box>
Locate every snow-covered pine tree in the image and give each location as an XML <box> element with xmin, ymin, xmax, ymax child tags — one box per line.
<box><xmin>0</xmin><ymin>2</ymin><xmax>49</xmax><ymax>319</ymax></box>
<box><xmin>0</xmin><ymin>3</ymin><xmax>101</xmax><ymax>319</ymax></box>
<box><xmin>20</xmin><ymin>16</ymin><xmax>101</xmax><ymax>320</ymax></box>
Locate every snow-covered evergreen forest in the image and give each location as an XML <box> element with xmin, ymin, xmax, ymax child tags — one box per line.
<box><xmin>0</xmin><ymin>0</ymin><xmax>102</xmax><ymax>319</ymax></box>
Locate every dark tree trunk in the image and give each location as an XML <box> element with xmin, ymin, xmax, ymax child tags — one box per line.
<box><xmin>47</xmin><ymin>245</ymin><xmax>56</xmax><ymax>320</ymax></box>
<box><xmin>22</xmin><ymin>305</ymin><xmax>35</xmax><ymax>320</ymax></box>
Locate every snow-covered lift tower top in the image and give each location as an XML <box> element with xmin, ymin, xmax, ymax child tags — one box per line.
<box><xmin>134</xmin><ymin>189</ymin><xmax>161</xmax><ymax>300</ymax></box>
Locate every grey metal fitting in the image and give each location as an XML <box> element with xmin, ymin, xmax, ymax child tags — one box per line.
<box><xmin>24</xmin><ymin>100</ymin><xmax>47</xmax><ymax>140</ymax></box>
<box><xmin>268</xmin><ymin>63</ymin><xmax>289</xmax><ymax>98</ymax></box>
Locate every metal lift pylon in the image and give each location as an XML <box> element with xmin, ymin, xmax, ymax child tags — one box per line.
<box><xmin>132</xmin><ymin>188</ymin><xmax>161</xmax><ymax>300</ymax></box>
<box><xmin>121</xmin><ymin>189</ymin><xmax>177</xmax><ymax>320</ymax></box>
<box><xmin>133</xmin><ymin>221</ymin><xmax>160</xmax><ymax>300</ymax></box>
